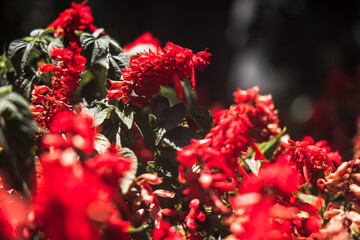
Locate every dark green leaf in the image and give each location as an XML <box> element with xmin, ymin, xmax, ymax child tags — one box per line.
<box><xmin>181</xmin><ymin>79</ymin><xmax>196</xmax><ymax>108</ymax></box>
<box><xmin>159</xmin><ymin>103</ymin><xmax>187</xmax><ymax>128</ymax></box>
<box><xmin>156</xmin><ymin>103</ymin><xmax>188</xmax><ymax>145</ymax></box>
<box><xmin>0</xmin><ymin>88</ymin><xmax>37</xmax><ymax>194</ymax></box>
<box><xmin>162</xmin><ymin>127</ymin><xmax>202</xmax><ymax>150</ymax></box>
<box><xmin>120</xmin><ymin>147</ymin><xmax>138</xmax><ymax>194</ymax></box>
<box><xmin>134</xmin><ymin>108</ymin><xmax>156</xmax><ymax>151</ymax></box>
<box><xmin>8</xmin><ymin>39</ymin><xmax>28</xmax><ymax>74</ymax></box>
<box><xmin>101</xmin><ymin>118</ymin><xmax>121</xmax><ymax>146</ymax></box>
<box><xmin>156</xmin><ymin>97</ymin><xmax>170</xmax><ymax>118</ymax></box>
<box><xmin>189</xmin><ymin>106</ymin><xmax>214</xmax><ymax>135</ymax></box>
<box><xmin>247</xmin><ymin>128</ymin><xmax>287</xmax><ymax>161</ymax></box>
<box><xmin>107</xmin><ymin>53</ymin><xmax>129</xmax><ymax>80</ymax></box>
<box><xmin>80</xmin><ymin>33</ymin><xmax>110</xmax><ymax>68</ymax></box>
<box><xmin>159</xmin><ymin>86</ymin><xmax>180</xmax><ymax>107</ymax></box>
<box><xmin>92</xmin><ymin>28</ymin><xmax>105</xmax><ymax>38</ymax></box>
<box><xmin>109</xmin><ymin>38</ymin><xmax>123</xmax><ymax>53</ymax></box>
<box><xmin>14</xmin><ymin>67</ymin><xmax>37</xmax><ymax>100</ymax></box>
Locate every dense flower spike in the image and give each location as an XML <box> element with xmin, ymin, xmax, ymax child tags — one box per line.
<box><xmin>0</xmin><ymin>178</ymin><xmax>28</xmax><ymax>240</ymax></box>
<box><xmin>30</xmin><ymin>42</ymin><xmax>86</xmax><ymax>129</ymax></box>
<box><xmin>33</xmin><ymin>164</ymin><xmax>114</xmax><ymax>240</ymax></box>
<box><xmin>106</xmin><ymin>42</ymin><xmax>211</xmax><ymax>106</ymax></box>
<box><xmin>34</xmin><ymin>111</ymin><xmax>133</xmax><ymax>239</ymax></box>
<box><xmin>277</xmin><ymin>136</ymin><xmax>337</xmax><ymax>184</ymax></box>
<box><xmin>86</xmin><ymin>145</ymin><xmax>132</xmax><ymax>188</ymax></box>
<box><xmin>178</xmin><ymin>139</ymin><xmax>239</xmax><ymax>204</ymax></box>
<box><xmin>177</xmin><ymin>87</ymin><xmax>281</xmax><ymax>217</ymax></box>
<box><xmin>210</xmin><ymin>104</ymin><xmax>264</xmax><ymax>160</ymax></box>
<box><xmin>226</xmin><ymin>163</ymin><xmax>301</xmax><ymax>240</ymax></box>
<box><xmin>48</xmin><ymin>1</ymin><xmax>98</xmax><ymax>42</ymax></box>
<box><xmin>233</xmin><ymin>86</ymin><xmax>281</xmax><ymax>142</ymax></box>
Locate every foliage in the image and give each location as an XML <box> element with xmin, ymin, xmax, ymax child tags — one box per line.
<box><xmin>0</xmin><ymin>2</ymin><xmax>359</xmax><ymax>240</ymax></box>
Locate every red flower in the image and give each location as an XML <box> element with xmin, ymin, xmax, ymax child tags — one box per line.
<box><xmin>33</xmin><ymin>163</ymin><xmax>118</xmax><ymax>240</ymax></box>
<box><xmin>31</xmin><ymin>43</ymin><xmax>86</xmax><ymax>129</ymax></box>
<box><xmin>185</xmin><ymin>199</ymin><xmax>206</xmax><ymax>232</ymax></box>
<box><xmin>178</xmin><ymin>139</ymin><xmax>239</xmax><ymax>204</ymax></box>
<box><xmin>278</xmin><ymin>136</ymin><xmax>336</xmax><ymax>184</ymax></box>
<box><xmin>49</xmin><ymin>1</ymin><xmax>98</xmax><ymax>42</ymax></box>
<box><xmin>241</xmin><ymin>163</ymin><xmax>300</xmax><ymax>199</ymax></box>
<box><xmin>233</xmin><ymin>86</ymin><xmax>281</xmax><ymax>142</ymax></box>
<box><xmin>123</xmin><ymin>32</ymin><xmax>161</xmax><ymax>58</ymax></box>
<box><xmin>0</xmin><ymin>179</ymin><xmax>28</xmax><ymax>240</ymax></box>
<box><xmin>85</xmin><ymin>145</ymin><xmax>133</xmax><ymax>188</ymax></box>
<box><xmin>152</xmin><ymin>220</ymin><xmax>184</xmax><ymax>240</ymax></box>
<box><xmin>106</xmin><ymin>42</ymin><xmax>210</xmax><ymax>107</ymax></box>
<box><xmin>209</xmin><ymin>104</ymin><xmax>264</xmax><ymax>160</ymax></box>
<box><xmin>226</xmin><ymin>163</ymin><xmax>301</xmax><ymax>240</ymax></box>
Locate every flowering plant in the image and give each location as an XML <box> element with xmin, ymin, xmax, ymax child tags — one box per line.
<box><xmin>0</xmin><ymin>2</ymin><xmax>359</xmax><ymax>240</ymax></box>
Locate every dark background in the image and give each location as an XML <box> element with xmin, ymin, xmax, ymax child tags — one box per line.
<box><xmin>2</xmin><ymin>0</ymin><xmax>360</xmax><ymax>157</ymax></box>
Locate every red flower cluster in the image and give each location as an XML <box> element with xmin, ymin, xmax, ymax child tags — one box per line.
<box><xmin>178</xmin><ymin>87</ymin><xmax>279</xmax><ymax>200</ymax></box>
<box><xmin>233</xmin><ymin>86</ymin><xmax>281</xmax><ymax>142</ymax></box>
<box><xmin>210</xmin><ymin>104</ymin><xmax>264</xmax><ymax>160</ymax></box>
<box><xmin>277</xmin><ymin>136</ymin><xmax>339</xmax><ymax>185</ymax></box>
<box><xmin>106</xmin><ymin>42</ymin><xmax>211</xmax><ymax>107</ymax></box>
<box><xmin>152</xmin><ymin>220</ymin><xmax>184</xmax><ymax>240</ymax></box>
<box><xmin>31</xmin><ymin>42</ymin><xmax>86</xmax><ymax>129</ymax></box>
<box><xmin>48</xmin><ymin>1</ymin><xmax>98</xmax><ymax>42</ymax></box>
<box><xmin>226</xmin><ymin>163</ymin><xmax>323</xmax><ymax>240</ymax></box>
<box><xmin>33</xmin><ymin>111</ymin><xmax>133</xmax><ymax>239</ymax></box>
<box><xmin>0</xmin><ymin>178</ymin><xmax>28</xmax><ymax>240</ymax></box>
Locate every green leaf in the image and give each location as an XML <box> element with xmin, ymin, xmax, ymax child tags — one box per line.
<box><xmin>181</xmin><ymin>79</ymin><xmax>196</xmax><ymax>108</ymax></box>
<box><xmin>47</xmin><ymin>37</ymin><xmax>64</xmax><ymax>56</ymax></box>
<box><xmin>134</xmin><ymin>108</ymin><xmax>156</xmax><ymax>151</ymax></box>
<box><xmin>156</xmin><ymin>97</ymin><xmax>170</xmax><ymax>118</ymax></box>
<box><xmin>120</xmin><ymin>147</ymin><xmax>138</xmax><ymax>194</ymax></box>
<box><xmin>14</xmin><ymin>67</ymin><xmax>37</xmax><ymax>100</ymax></box>
<box><xmin>101</xmin><ymin>118</ymin><xmax>121</xmax><ymax>146</ymax></box>
<box><xmin>0</xmin><ymin>88</ymin><xmax>37</xmax><ymax>194</ymax></box>
<box><xmin>156</xmin><ymin>103</ymin><xmax>187</xmax><ymax>145</ymax></box>
<box><xmin>115</xmin><ymin>107</ymin><xmax>134</xmax><ymax>130</ymax></box>
<box><xmin>189</xmin><ymin>106</ymin><xmax>214</xmax><ymax>135</ymax></box>
<box><xmin>0</xmin><ymin>85</ymin><xmax>12</xmax><ymax>95</ymax></box>
<box><xmin>94</xmin><ymin>133</ymin><xmax>110</xmax><ymax>153</ymax></box>
<box><xmin>107</xmin><ymin>53</ymin><xmax>129</xmax><ymax>80</ymax></box>
<box><xmin>162</xmin><ymin>127</ymin><xmax>202</xmax><ymax>150</ymax></box>
<box><xmin>80</xmin><ymin>33</ymin><xmax>110</xmax><ymax>68</ymax></box>
<box><xmin>92</xmin><ymin>28</ymin><xmax>104</xmax><ymax>38</ymax></box>
<box><xmin>247</xmin><ymin>128</ymin><xmax>287</xmax><ymax>161</ymax></box>
<box><xmin>8</xmin><ymin>39</ymin><xmax>30</xmax><ymax>74</ymax></box>
<box><xmin>159</xmin><ymin>86</ymin><xmax>181</xmax><ymax>107</ymax></box>
<box><xmin>94</xmin><ymin>108</ymin><xmax>110</xmax><ymax>126</ymax></box>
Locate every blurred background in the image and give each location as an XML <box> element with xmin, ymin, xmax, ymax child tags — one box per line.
<box><xmin>1</xmin><ymin>0</ymin><xmax>360</xmax><ymax>158</ymax></box>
